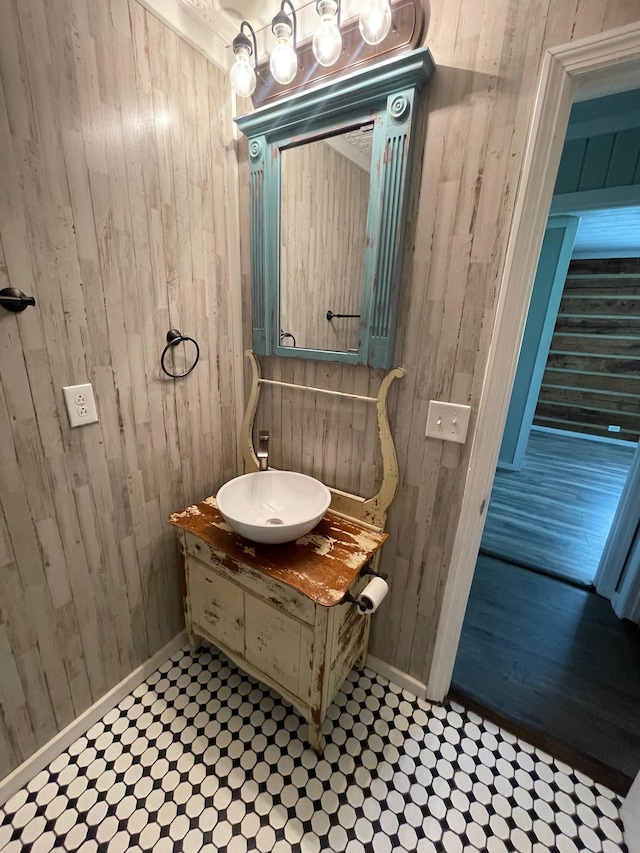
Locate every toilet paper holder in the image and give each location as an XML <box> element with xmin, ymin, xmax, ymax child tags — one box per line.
<box><xmin>341</xmin><ymin>565</ymin><xmax>389</xmax><ymax>606</ymax></box>
<box><xmin>361</xmin><ymin>562</ymin><xmax>388</xmax><ymax>582</ymax></box>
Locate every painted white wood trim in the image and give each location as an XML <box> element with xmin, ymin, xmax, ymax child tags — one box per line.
<box><xmin>426</xmin><ymin>22</ymin><xmax>640</xmax><ymax>702</ymax></box>
<box><xmin>565</xmin><ymin>107</ymin><xmax>640</xmax><ymax>141</ymax></box>
<box><xmin>496</xmin><ymin>459</ymin><xmax>520</xmax><ymax>472</ymax></box>
<box><xmin>136</xmin><ymin>0</ymin><xmax>231</xmax><ymax>70</ymax></box>
<box><xmin>595</xmin><ymin>440</ymin><xmax>639</xmax><ymax>595</ymax></box>
<box><xmin>503</xmin><ymin>215</ymin><xmax>580</xmax><ymax>471</ymax></box>
<box><xmin>366</xmin><ymin>655</ymin><xmax>428</xmax><ymax>700</ymax></box>
<box><xmin>551</xmin><ymin>185</ymin><xmax>640</xmax><ymax>215</ymax></box>
<box><xmin>0</xmin><ymin>631</ymin><xmax>188</xmax><ymax>808</ymax></box>
<box><xmin>572</xmin><ymin>249</ymin><xmax>640</xmax><ymax>259</ymax></box>
<box><xmin>613</xmin><ymin>533</ymin><xmax>640</xmax><ymax>622</ymax></box>
<box><xmin>596</xmin><ymin>440</ymin><xmax>640</xmax><ymax>616</ymax></box>
<box><xmin>532</xmin><ymin>425</ymin><xmax>637</xmax><ymax>448</ymax></box>
<box><xmin>622</xmin><ymin>770</ymin><xmax>640</xmax><ymax>853</ymax></box>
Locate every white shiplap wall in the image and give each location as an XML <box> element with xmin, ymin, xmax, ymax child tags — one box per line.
<box><xmin>0</xmin><ymin>0</ymin><xmax>242</xmax><ymax>780</ymax></box>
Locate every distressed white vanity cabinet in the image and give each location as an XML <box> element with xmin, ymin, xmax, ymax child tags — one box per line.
<box><xmin>169</xmin><ymin>499</ymin><xmax>387</xmax><ymax>753</ymax></box>
<box><xmin>169</xmin><ymin>351</ymin><xmax>405</xmax><ymax>752</ymax></box>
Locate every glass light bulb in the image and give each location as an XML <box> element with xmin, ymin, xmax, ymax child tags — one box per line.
<box><xmin>313</xmin><ymin>16</ymin><xmax>342</xmax><ymax>67</ymax></box>
<box><xmin>270</xmin><ymin>41</ymin><xmax>298</xmax><ymax>85</ymax></box>
<box><xmin>230</xmin><ymin>49</ymin><xmax>256</xmax><ymax>98</ymax></box>
<box><xmin>359</xmin><ymin>0</ymin><xmax>392</xmax><ymax>45</ymax></box>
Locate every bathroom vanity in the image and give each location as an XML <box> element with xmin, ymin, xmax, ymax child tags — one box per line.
<box><xmin>168</xmin><ymin>351</ymin><xmax>404</xmax><ymax>753</ymax></box>
<box><xmin>169</xmin><ymin>498</ymin><xmax>387</xmax><ymax>753</ymax></box>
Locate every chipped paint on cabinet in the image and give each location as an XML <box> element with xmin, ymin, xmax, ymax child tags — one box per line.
<box><xmin>244</xmin><ymin>598</ymin><xmax>314</xmax><ymax>702</ymax></box>
<box><xmin>169</xmin><ymin>498</ymin><xmax>388</xmax><ymax>606</ymax></box>
<box><xmin>171</xmin><ymin>502</ymin><xmax>388</xmax><ymax>753</ymax></box>
<box><xmin>189</xmin><ymin>562</ymin><xmax>245</xmax><ymax>655</ymax></box>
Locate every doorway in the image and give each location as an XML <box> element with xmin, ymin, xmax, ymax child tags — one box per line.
<box><xmin>428</xmin><ymin>24</ymin><xmax>640</xmax><ymax>709</ymax></box>
<box><xmin>483</xmin><ymin>242</ymin><xmax>640</xmax><ymax>587</ymax></box>
<box><xmin>451</xmin><ymin>90</ymin><xmax>640</xmax><ymax>791</ymax></box>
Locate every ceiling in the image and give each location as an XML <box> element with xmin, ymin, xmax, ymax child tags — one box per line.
<box><xmin>571</xmin><ymin>206</ymin><xmax>640</xmax><ymax>259</ymax></box>
<box><xmin>221</xmin><ymin>0</ymin><xmax>275</xmax><ymax>27</ymax></box>
<box><xmin>565</xmin><ymin>89</ymin><xmax>640</xmax><ymax>259</ymax></box>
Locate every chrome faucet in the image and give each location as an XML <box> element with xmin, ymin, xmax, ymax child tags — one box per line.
<box><xmin>257</xmin><ymin>430</ymin><xmax>270</xmax><ymax>471</ymax></box>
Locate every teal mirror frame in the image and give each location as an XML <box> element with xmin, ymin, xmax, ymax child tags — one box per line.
<box><xmin>235</xmin><ymin>47</ymin><xmax>434</xmax><ymax>369</ymax></box>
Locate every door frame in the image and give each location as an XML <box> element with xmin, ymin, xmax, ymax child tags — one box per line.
<box><xmin>497</xmin><ymin>215</ymin><xmax>580</xmax><ymax>471</ymax></box>
<box><xmin>595</xmin><ymin>441</ymin><xmax>640</xmax><ymax>621</ymax></box>
<box><xmin>427</xmin><ymin>22</ymin><xmax>640</xmax><ymax>701</ymax></box>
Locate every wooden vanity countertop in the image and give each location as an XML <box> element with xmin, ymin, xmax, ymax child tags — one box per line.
<box><xmin>168</xmin><ymin>497</ymin><xmax>388</xmax><ymax>607</ymax></box>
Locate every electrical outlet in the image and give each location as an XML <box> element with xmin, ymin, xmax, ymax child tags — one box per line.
<box><xmin>425</xmin><ymin>400</ymin><xmax>471</xmax><ymax>444</ymax></box>
<box><xmin>63</xmin><ymin>384</ymin><xmax>99</xmax><ymax>428</ymax></box>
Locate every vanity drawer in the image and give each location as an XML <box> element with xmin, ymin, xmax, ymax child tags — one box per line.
<box><xmin>244</xmin><ymin>596</ymin><xmax>313</xmax><ymax>702</ymax></box>
<box><xmin>183</xmin><ymin>531</ymin><xmax>316</xmax><ymax>626</ymax></box>
<box><xmin>188</xmin><ymin>557</ymin><xmax>244</xmax><ymax>655</ymax></box>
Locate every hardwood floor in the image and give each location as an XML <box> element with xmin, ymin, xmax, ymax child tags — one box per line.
<box><xmin>482</xmin><ymin>429</ymin><xmax>636</xmax><ymax>586</ymax></box>
<box><xmin>452</xmin><ymin>554</ymin><xmax>640</xmax><ymax>792</ymax></box>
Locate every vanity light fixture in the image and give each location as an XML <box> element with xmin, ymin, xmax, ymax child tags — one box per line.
<box><xmin>230</xmin><ymin>21</ymin><xmax>258</xmax><ymax>98</ymax></box>
<box><xmin>312</xmin><ymin>0</ymin><xmax>343</xmax><ymax>67</ymax></box>
<box><xmin>230</xmin><ymin>1</ymin><xmax>409</xmax><ymax>98</ymax></box>
<box><xmin>269</xmin><ymin>1</ymin><xmax>299</xmax><ymax>86</ymax></box>
<box><xmin>359</xmin><ymin>0</ymin><xmax>393</xmax><ymax>45</ymax></box>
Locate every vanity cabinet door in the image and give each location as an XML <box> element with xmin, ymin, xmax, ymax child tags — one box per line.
<box><xmin>188</xmin><ymin>559</ymin><xmax>245</xmax><ymax>655</ymax></box>
<box><xmin>244</xmin><ymin>596</ymin><xmax>313</xmax><ymax>702</ymax></box>
<box><xmin>183</xmin><ymin>531</ymin><xmax>316</xmax><ymax>626</ymax></box>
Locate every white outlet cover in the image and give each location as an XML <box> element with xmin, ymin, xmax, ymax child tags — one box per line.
<box><xmin>62</xmin><ymin>383</ymin><xmax>99</xmax><ymax>428</ymax></box>
<box><xmin>425</xmin><ymin>400</ymin><xmax>471</xmax><ymax>444</ymax></box>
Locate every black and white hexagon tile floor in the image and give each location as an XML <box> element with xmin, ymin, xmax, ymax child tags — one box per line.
<box><xmin>0</xmin><ymin>646</ymin><xmax>629</xmax><ymax>853</ymax></box>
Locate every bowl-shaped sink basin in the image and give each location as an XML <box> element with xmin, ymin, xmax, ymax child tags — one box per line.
<box><xmin>216</xmin><ymin>471</ymin><xmax>331</xmax><ymax>545</ymax></box>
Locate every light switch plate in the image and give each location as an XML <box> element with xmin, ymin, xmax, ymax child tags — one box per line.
<box><xmin>62</xmin><ymin>383</ymin><xmax>99</xmax><ymax>428</ymax></box>
<box><xmin>425</xmin><ymin>400</ymin><xmax>471</xmax><ymax>444</ymax></box>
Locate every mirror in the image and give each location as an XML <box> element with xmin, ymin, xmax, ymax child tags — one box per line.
<box><xmin>235</xmin><ymin>47</ymin><xmax>434</xmax><ymax>369</ymax></box>
<box><xmin>279</xmin><ymin>125</ymin><xmax>373</xmax><ymax>353</ymax></box>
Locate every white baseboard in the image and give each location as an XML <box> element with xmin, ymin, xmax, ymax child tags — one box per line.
<box><xmin>366</xmin><ymin>655</ymin><xmax>428</xmax><ymax>701</ymax></box>
<box><xmin>532</xmin><ymin>425</ymin><xmax>637</xmax><ymax>448</ymax></box>
<box><xmin>0</xmin><ymin>631</ymin><xmax>187</xmax><ymax>808</ymax></box>
<box><xmin>622</xmin><ymin>771</ymin><xmax>640</xmax><ymax>853</ymax></box>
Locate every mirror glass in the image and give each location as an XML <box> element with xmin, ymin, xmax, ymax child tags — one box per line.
<box><xmin>279</xmin><ymin>124</ymin><xmax>374</xmax><ymax>353</ymax></box>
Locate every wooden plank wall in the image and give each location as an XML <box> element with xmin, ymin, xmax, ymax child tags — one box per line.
<box><xmin>280</xmin><ymin>141</ymin><xmax>369</xmax><ymax>353</ymax></box>
<box><xmin>0</xmin><ymin>0</ymin><xmax>240</xmax><ymax>779</ymax></box>
<box><xmin>239</xmin><ymin>0</ymin><xmax>640</xmax><ymax>687</ymax></box>
<box><xmin>555</xmin><ymin>127</ymin><xmax>640</xmax><ymax>194</ymax></box>
<box><xmin>534</xmin><ymin>258</ymin><xmax>640</xmax><ymax>442</ymax></box>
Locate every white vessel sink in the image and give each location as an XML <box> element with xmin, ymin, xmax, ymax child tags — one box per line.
<box><xmin>216</xmin><ymin>471</ymin><xmax>331</xmax><ymax>545</ymax></box>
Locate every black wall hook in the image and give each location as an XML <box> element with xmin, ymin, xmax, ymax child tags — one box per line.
<box><xmin>0</xmin><ymin>288</ymin><xmax>36</xmax><ymax>313</ymax></box>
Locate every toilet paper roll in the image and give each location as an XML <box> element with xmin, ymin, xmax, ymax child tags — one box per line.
<box><xmin>357</xmin><ymin>576</ymin><xmax>389</xmax><ymax>615</ymax></box>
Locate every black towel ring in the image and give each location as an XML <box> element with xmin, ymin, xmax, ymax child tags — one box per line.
<box><xmin>161</xmin><ymin>329</ymin><xmax>200</xmax><ymax>379</ymax></box>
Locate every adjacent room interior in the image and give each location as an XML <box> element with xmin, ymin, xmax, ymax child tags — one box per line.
<box><xmin>453</xmin><ymin>90</ymin><xmax>640</xmax><ymax>792</ymax></box>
